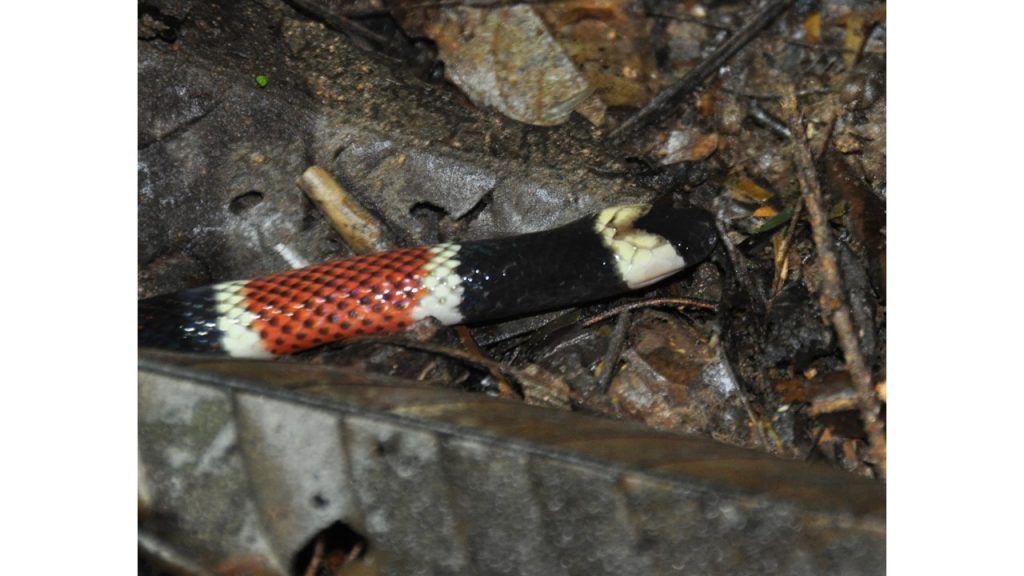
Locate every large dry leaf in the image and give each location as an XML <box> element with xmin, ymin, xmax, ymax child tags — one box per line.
<box><xmin>536</xmin><ymin>0</ymin><xmax>659</xmax><ymax>108</ymax></box>
<box><xmin>415</xmin><ymin>5</ymin><xmax>595</xmax><ymax>126</ymax></box>
<box><xmin>140</xmin><ymin>350</ymin><xmax>885</xmax><ymax>574</ymax></box>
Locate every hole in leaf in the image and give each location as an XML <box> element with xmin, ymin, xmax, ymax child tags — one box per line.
<box><xmin>291</xmin><ymin>520</ymin><xmax>369</xmax><ymax>576</ymax></box>
<box><xmin>229</xmin><ymin>190</ymin><xmax>265</xmax><ymax>214</ymax></box>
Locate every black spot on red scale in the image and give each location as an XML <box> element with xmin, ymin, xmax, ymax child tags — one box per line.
<box><xmin>215</xmin><ymin>246</ymin><xmax>434</xmax><ymax>355</ymax></box>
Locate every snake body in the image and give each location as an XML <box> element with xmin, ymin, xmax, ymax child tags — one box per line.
<box><xmin>138</xmin><ymin>203</ymin><xmax>717</xmax><ymax>358</ymax></box>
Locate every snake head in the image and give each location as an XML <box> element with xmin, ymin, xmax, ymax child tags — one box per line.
<box><xmin>595</xmin><ymin>203</ymin><xmax>718</xmax><ymax>288</ymax></box>
<box><xmin>638</xmin><ymin>205</ymin><xmax>719</xmax><ymax>265</ymax></box>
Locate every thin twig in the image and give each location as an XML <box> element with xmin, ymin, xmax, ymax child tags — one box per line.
<box><xmin>595</xmin><ymin>311</ymin><xmax>631</xmax><ymax>394</ymax></box>
<box><xmin>779</xmin><ymin>84</ymin><xmax>885</xmax><ymax>477</ymax></box>
<box><xmin>303</xmin><ymin>536</ymin><xmax>325</xmax><ymax>576</ymax></box>
<box><xmin>609</xmin><ymin>0</ymin><xmax>794</xmax><ymax>143</ymax></box>
<box><xmin>647</xmin><ymin>11</ymin><xmax>880</xmax><ymax>56</ymax></box>
<box><xmin>343</xmin><ymin>542</ymin><xmax>366</xmax><ymax>567</ymax></box>
<box><xmin>341</xmin><ymin>335</ymin><xmax>524</xmax><ymax>398</ymax></box>
<box><xmin>715</xmin><ymin>346</ymin><xmax>770</xmax><ymax>451</ymax></box>
<box><xmin>748</xmin><ymin>98</ymin><xmax>793</xmax><ymax>139</ymax></box>
<box><xmin>754</xmin><ymin>367</ymin><xmax>787</xmax><ymax>454</ymax></box>
<box><xmin>403</xmin><ymin>0</ymin><xmax>576</xmax><ymax>8</ymax></box>
<box><xmin>456</xmin><ymin>325</ymin><xmax>517</xmax><ymax>398</ymax></box>
<box><xmin>580</xmin><ymin>297</ymin><xmax>718</xmax><ymax>328</ymax></box>
<box><xmin>805</xmin><ymin>424</ymin><xmax>826</xmax><ymax>461</ymax></box>
<box><xmin>766</xmin><ymin>197</ymin><xmax>805</xmax><ymax>311</ymax></box>
<box><xmin>721</xmin><ymin>86</ymin><xmax>834</xmax><ymax>100</ymax></box>
<box><xmin>811</xmin><ymin>93</ymin><xmax>841</xmax><ymax>160</ymax></box>
<box><xmin>714</xmin><ymin>215</ymin><xmax>767</xmax><ymax>311</ymax></box>
<box><xmin>289</xmin><ymin>0</ymin><xmax>419</xmax><ymax>62</ymax></box>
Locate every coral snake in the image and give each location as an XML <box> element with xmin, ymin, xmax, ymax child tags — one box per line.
<box><xmin>138</xmin><ymin>203</ymin><xmax>718</xmax><ymax>358</ymax></box>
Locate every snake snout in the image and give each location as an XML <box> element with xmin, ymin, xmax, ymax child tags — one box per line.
<box><xmin>674</xmin><ymin>207</ymin><xmax>719</xmax><ymax>264</ymax></box>
<box><xmin>634</xmin><ymin>206</ymin><xmax>718</xmax><ymax>266</ymax></box>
